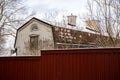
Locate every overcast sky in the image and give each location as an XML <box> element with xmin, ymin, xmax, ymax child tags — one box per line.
<box><xmin>24</xmin><ymin>0</ymin><xmax>88</xmax><ymax>19</ymax></box>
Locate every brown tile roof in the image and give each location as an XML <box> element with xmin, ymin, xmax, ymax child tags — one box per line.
<box><xmin>52</xmin><ymin>26</ymin><xmax>99</xmax><ymax>44</ymax></box>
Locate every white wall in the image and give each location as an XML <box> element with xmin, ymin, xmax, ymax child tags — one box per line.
<box><xmin>15</xmin><ymin>20</ymin><xmax>54</xmax><ymax>56</ymax></box>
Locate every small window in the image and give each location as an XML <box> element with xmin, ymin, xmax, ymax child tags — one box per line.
<box><xmin>31</xmin><ymin>24</ymin><xmax>38</xmax><ymax>31</ymax></box>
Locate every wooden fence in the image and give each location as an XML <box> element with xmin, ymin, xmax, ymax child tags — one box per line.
<box><xmin>0</xmin><ymin>48</ymin><xmax>120</xmax><ymax>80</ymax></box>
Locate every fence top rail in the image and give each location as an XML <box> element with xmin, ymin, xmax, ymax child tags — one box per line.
<box><xmin>41</xmin><ymin>48</ymin><xmax>120</xmax><ymax>54</ymax></box>
<box><xmin>0</xmin><ymin>56</ymin><xmax>41</xmax><ymax>60</ymax></box>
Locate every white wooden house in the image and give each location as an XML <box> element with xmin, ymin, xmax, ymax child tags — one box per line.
<box><xmin>15</xmin><ymin>15</ymin><xmax>101</xmax><ymax>56</ymax></box>
<box><xmin>14</xmin><ymin>18</ymin><xmax>55</xmax><ymax>56</ymax></box>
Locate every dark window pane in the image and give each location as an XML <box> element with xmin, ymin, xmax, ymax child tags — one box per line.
<box><xmin>31</xmin><ymin>24</ymin><xmax>38</xmax><ymax>31</ymax></box>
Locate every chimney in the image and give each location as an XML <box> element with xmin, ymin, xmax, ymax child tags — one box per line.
<box><xmin>67</xmin><ymin>14</ymin><xmax>77</xmax><ymax>26</ymax></box>
<box><xmin>86</xmin><ymin>20</ymin><xmax>100</xmax><ymax>32</ymax></box>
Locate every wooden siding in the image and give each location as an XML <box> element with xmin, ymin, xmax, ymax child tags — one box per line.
<box><xmin>0</xmin><ymin>48</ymin><xmax>120</xmax><ymax>80</ymax></box>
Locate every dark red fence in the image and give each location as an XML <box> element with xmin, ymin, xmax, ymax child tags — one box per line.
<box><xmin>0</xmin><ymin>48</ymin><xmax>120</xmax><ymax>80</ymax></box>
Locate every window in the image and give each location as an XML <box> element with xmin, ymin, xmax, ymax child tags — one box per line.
<box><xmin>31</xmin><ymin>24</ymin><xmax>38</xmax><ymax>31</ymax></box>
<box><xmin>30</xmin><ymin>36</ymin><xmax>38</xmax><ymax>49</ymax></box>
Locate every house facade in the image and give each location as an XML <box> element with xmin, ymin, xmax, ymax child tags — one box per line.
<box><xmin>15</xmin><ymin>18</ymin><xmax>55</xmax><ymax>56</ymax></box>
<box><xmin>15</xmin><ymin>15</ymin><xmax>109</xmax><ymax>56</ymax></box>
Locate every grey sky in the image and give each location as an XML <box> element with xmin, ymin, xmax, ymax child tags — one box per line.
<box><xmin>25</xmin><ymin>0</ymin><xmax>88</xmax><ymax>18</ymax></box>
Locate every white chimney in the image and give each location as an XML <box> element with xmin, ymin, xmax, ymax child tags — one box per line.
<box><xmin>67</xmin><ymin>14</ymin><xmax>77</xmax><ymax>26</ymax></box>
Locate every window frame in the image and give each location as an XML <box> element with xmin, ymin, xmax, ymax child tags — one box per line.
<box><xmin>31</xmin><ymin>24</ymin><xmax>38</xmax><ymax>31</ymax></box>
<box><xmin>30</xmin><ymin>35</ymin><xmax>39</xmax><ymax>49</ymax></box>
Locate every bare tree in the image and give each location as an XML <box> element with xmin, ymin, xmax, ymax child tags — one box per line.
<box><xmin>0</xmin><ymin>0</ymin><xmax>34</xmax><ymax>54</ymax></box>
<box><xmin>42</xmin><ymin>11</ymin><xmax>58</xmax><ymax>26</ymax></box>
<box><xmin>86</xmin><ymin>0</ymin><xmax>120</xmax><ymax>47</ymax></box>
